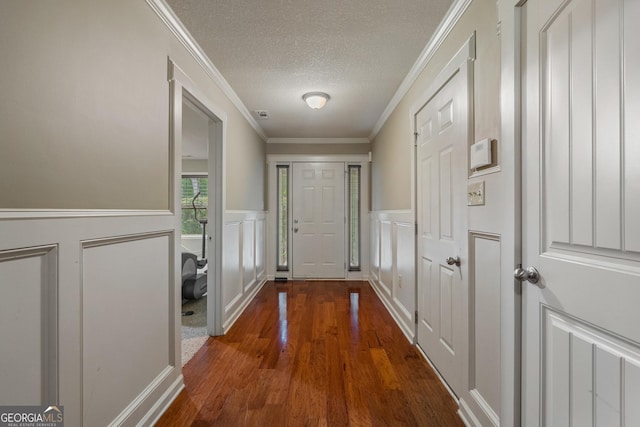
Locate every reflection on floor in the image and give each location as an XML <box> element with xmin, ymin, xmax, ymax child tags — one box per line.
<box><xmin>159</xmin><ymin>281</ymin><xmax>463</xmax><ymax>426</ymax></box>
<box><xmin>181</xmin><ymin>296</ymin><xmax>208</xmax><ymax>366</ymax></box>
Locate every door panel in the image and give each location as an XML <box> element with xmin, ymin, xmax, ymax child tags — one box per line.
<box><xmin>291</xmin><ymin>162</ymin><xmax>345</xmax><ymax>278</ymax></box>
<box><xmin>416</xmin><ymin>69</ymin><xmax>467</xmax><ymax>398</ymax></box>
<box><xmin>522</xmin><ymin>0</ymin><xmax>640</xmax><ymax>424</ymax></box>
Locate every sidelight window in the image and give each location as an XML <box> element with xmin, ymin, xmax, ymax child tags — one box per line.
<box><xmin>348</xmin><ymin>165</ymin><xmax>361</xmax><ymax>271</ymax></box>
<box><xmin>276</xmin><ymin>165</ymin><xmax>289</xmax><ymax>270</ymax></box>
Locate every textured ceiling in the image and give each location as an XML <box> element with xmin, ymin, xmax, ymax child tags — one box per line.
<box><xmin>165</xmin><ymin>0</ymin><xmax>453</xmax><ymax>140</ymax></box>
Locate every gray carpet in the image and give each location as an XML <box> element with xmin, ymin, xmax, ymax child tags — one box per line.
<box><xmin>181</xmin><ymin>296</ymin><xmax>209</xmax><ymax>366</ymax></box>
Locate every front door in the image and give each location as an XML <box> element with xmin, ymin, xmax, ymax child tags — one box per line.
<box><xmin>291</xmin><ymin>162</ymin><xmax>345</xmax><ymax>278</ymax></box>
<box><xmin>522</xmin><ymin>0</ymin><xmax>640</xmax><ymax>424</ymax></box>
<box><xmin>416</xmin><ymin>67</ymin><xmax>468</xmax><ymax>398</ymax></box>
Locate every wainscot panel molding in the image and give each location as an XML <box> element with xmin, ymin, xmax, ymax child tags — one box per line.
<box><xmin>457</xmin><ymin>231</ymin><xmax>502</xmax><ymax>427</ymax></box>
<box><xmin>81</xmin><ymin>231</ymin><xmax>174</xmax><ymax>426</ymax></box>
<box><xmin>222</xmin><ymin>211</ymin><xmax>267</xmax><ymax>333</ymax></box>
<box><xmin>0</xmin><ymin>245</ymin><xmax>58</xmax><ymax>405</ymax></box>
<box><xmin>0</xmin><ymin>214</ymin><xmax>181</xmax><ymax>427</ymax></box>
<box><xmin>368</xmin><ymin>210</ymin><xmax>415</xmax><ymax>342</ymax></box>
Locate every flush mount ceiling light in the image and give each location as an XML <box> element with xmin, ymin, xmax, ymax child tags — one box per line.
<box><xmin>302</xmin><ymin>92</ymin><xmax>330</xmax><ymax>109</ymax></box>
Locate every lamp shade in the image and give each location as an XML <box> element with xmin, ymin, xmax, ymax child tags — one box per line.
<box><xmin>302</xmin><ymin>92</ymin><xmax>330</xmax><ymax>109</ymax></box>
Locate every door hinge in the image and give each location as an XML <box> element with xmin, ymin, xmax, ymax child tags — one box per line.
<box><xmin>415</xmin><ymin>310</ymin><xmax>419</xmax><ymax>324</ymax></box>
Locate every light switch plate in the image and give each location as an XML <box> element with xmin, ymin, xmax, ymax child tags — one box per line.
<box><xmin>467</xmin><ymin>181</ymin><xmax>485</xmax><ymax>206</ymax></box>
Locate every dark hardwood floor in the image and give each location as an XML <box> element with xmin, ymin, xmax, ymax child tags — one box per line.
<box><xmin>156</xmin><ymin>281</ymin><xmax>463</xmax><ymax>426</ymax></box>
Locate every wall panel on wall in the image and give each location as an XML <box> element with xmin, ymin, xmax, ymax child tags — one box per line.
<box><xmin>369</xmin><ymin>211</ymin><xmax>415</xmax><ymax>341</ymax></box>
<box><xmin>255</xmin><ymin>219</ymin><xmax>265</xmax><ymax>279</ymax></box>
<box><xmin>465</xmin><ymin>232</ymin><xmax>501</xmax><ymax>425</ymax></box>
<box><xmin>81</xmin><ymin>232</ymin><xmax>173</xmax><ymax>426</ymax></box>
<box><xmin>223</xmin><ymin>221</ymin><xmax>242</xmax><ymax>313</ymax></box>
<box><xmin>242</xmin><ymin>220</ymin><xmax>256</xmax><ymax>290</ymax></box>
<box><xmin>0</xmin><ymin>245</ymin><xmax>58</xmax><ymax>405</ymax></box>
<box><xmin>222</xmin><ymin>212</ymin><xmax>267</xmax><ymax>332</ymax></box>
<box><xmin>379</xmin><ymin>220</ymin><xmax>393</xmax><ymax>296</ymax></box>
<box><xmin>394</xmin><ymin>222</ymin><xmax>415</xmax><ymax>326</ymax></box>
<box><xmin>370</xmin><ymin>218</ymin><xmax>381</xmax><ymax>281</ymax></box>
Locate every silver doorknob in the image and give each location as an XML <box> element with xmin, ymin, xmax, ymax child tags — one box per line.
<box><xmin>446</xmin><ymin>256</ymin><xmax>461</xmax><ymax>266</ymax></box>
<box><xmin>513</xmin><ymin>265</ymin><xmax>540</xmax><ymax>284</ymax></box>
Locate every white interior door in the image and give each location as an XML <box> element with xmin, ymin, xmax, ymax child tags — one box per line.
<box><xmin>416</xmin><ymin>69</ymin><xmax>467</xmax><ymax>398</ymax></box>
<box><xmin>522</xmin><ymin>0</ymin><xmax>640</xmax><ymax>424</ymax></box>
<box><xmin>291</xmin><ymin>162</ymin><xmax>345</xmax><ymax>278</ymax></box>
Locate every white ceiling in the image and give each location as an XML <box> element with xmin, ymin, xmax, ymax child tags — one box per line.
<box><xmin>165</xmin><ymin>0</ymin><xmax>454</xmax><ymax>140</ymax></box>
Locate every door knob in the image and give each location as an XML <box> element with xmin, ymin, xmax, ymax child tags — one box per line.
<box><xmin>446</xmin><ymin>256</ymin><xmax>461</xmax><ymax>266</ymax></box>
<box><xmin>293</xmin><ymin>227</ymin><xmax>299</xmax><ymax>233</ymax></box>
<box><xmin>513</xmin><ymin>265</ymin><xmax>540</xmax><ymax>284</ymax></box>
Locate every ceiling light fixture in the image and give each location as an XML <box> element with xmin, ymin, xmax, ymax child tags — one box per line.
<box><xmin>302</xmin><ymin>92</ymin><xmax>330</xmax><ymax>109</ymax></box>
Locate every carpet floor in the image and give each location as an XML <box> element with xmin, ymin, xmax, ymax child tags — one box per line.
<box><xmin>181</xmin><ymin>296</ymin><xmax>209</xmax><ymax>366</ymax></box>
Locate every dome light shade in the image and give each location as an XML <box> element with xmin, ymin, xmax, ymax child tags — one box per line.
<box><xmin>302</xmin><ymin>92</ymin><xmax>330</xmax><ymax>109</ymax></box>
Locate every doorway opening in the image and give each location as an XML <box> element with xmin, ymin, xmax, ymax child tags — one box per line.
<box><xmin>170</xmin><ymin>60</ymin><xmax>225</xmax><ymax>367</ymax></box>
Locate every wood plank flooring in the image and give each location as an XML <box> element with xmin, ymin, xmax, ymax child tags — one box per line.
<box><xmin>156</xmin><ymin>281</ymin><xmax>463</xmax><ymax>426</ymax></box>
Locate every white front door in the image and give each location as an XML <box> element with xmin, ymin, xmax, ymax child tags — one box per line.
<box><xmin>416</xmin><ymin>68</ymin><xmax>468</xmax><ymax>398</ymax></box>
<box><xmin>291</xmin><ymin>162</ymin><xmax>345</xmax><ymax>278</ymax></box>
<box><xmin>522</xmin><ymin>0</ymin><xmax>640</xmax><ymax>424</ymax></box>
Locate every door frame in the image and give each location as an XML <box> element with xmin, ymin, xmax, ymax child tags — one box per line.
<box><xmin>410</xmin><ymin>32</ymin><xmax>475</xmax><ymax>418</ymax></box>
<box><xmin>169</xmin><ymin>59</ymin><xmax>226</xmax><ymax>337</ymax></box>
<box><xmin>498</xmin><ymin>0</ymin><xmax>524</xmax><ymax>425</ymax></box>
<box><xmin>266</xmin><ymin>154</ymin><xmax>370</xmax><ymax>281</ymax></box>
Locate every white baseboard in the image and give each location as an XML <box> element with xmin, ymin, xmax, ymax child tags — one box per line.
<box><xmin>223</xmin><ymin>278</ymin><xmax>267</xmax><ymax>333</ymax></box>
<box><xmin>141</xmin><ymin>374</ymin><xmax>185</xmax><ymax>426</ymax></box>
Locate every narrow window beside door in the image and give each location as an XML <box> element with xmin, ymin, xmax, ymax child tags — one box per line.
<box><xmin>277</xmin><ymin>165</ymin><xmax>289</xmax><ymax>271</ymax></box>
<box><xmin>348</xmin><ymin>165</ymin><xmax>361</xmax><ymax>271</ymax></box>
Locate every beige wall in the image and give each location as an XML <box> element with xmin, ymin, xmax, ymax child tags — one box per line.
<box><xmin>371</xmin><ymin>0</ymin><xmax>500</xmax><ymax>210</ymax></box>
<box><xmin>182</xmin><ymin>159</ymin><xmax>208</xmax><ymax>174</ymax></box>
<box><xmin>0</xmin><ymin>0</ymin><xmax>265</xmax><ymax>211</ymax></box>
<box><xmin>266</xmin><ymin>142</ymin><xmax>370</xmax><ymax>156</ymax></box>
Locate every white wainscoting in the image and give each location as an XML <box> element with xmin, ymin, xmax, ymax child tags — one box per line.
<box><xmin>369</xmin><ymin>211</ymin><xmax>415</xmax><ymax>341</ymax></box>
<box><xmin>0</xmin><ymin>245</ymin><xmax>58</xmax><ymax>405</ymax></box>
<box><xmin>222</xmin><ymin>211</ymin><xmax>267</xmax><ymax>332</ymax></box>
<box><xmin>458</xmin><ymin>231</ymin><xmax>502</xmax><ymax>427</ymax></box>
<box><xmin>0</xmin><ymin>214</ymin><xmax>182</xmax><ymax>427</ymax></box>
<box><xmin>81</xmin><ymin>232</ymin><xmax>174</xmax><ymax>427</ymax></box>
<box><xmin>370</xmin><ymin>213</ymin><xmax>502</xmax><ymax>427</ymax></box>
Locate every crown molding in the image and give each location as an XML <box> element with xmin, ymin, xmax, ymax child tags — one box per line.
<box><xmin>368</xmin><ymin>0</ymin><xmax>473</xmax><ymax>141</ymax></box>
<box><xmin>146</xmin><ymin>0</ymin><xmax>268</xmax><ymax>141</ymax></box>
<box><xmin>267</xmin><ymin>138</ymin><xmax>370</xmax><ymax>145</ymax></box>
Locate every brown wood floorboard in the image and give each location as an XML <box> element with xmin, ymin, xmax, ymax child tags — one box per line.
<box><xmin>156</xmin><ymin>281</ymin><xmax>464</xmax><ymax>426</ymax></box>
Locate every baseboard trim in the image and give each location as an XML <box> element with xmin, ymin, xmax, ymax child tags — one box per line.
<box><xmin>458</xmin><ymin>397</ymin><xmax>482</xmax><ymax>427</ymax></box>
<box><xmin>142</xmin><ymin>374</ymin><xmax>185</xmax><ymax>426</ymax></box>
<box><xmin>223</xmin><ymin>278</ymin><xmax>267</xmax><ymax>333</ymax></box>
<box><xmin>368</xmin><ymin>278</ymin><xmax>415</xmax><ymax>343</ymax></box>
